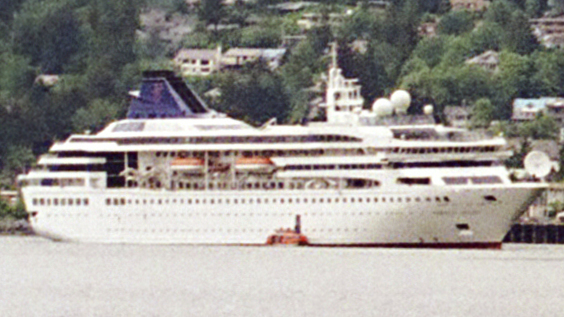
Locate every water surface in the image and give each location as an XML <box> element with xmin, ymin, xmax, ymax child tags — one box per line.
<box><xmin>0</xmin><ymin>237</ymin><xmax>562</xmax><ymax>317</ymax></box>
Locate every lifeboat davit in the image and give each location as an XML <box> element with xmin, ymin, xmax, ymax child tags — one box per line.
<box><xmin>235</xmin><ymin>157</ymin><xmax>274</xmax><ymax>172</ymax></box>
<box><xmin>170</xmin><ymin>158</ymin><xmax>204</xmax><ymax>171</ymax></box>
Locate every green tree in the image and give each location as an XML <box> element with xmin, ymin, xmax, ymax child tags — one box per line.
<box><xmin>437</xmin><ymin>10</ymin><xmax>474</xmax><ymax>36</ymax></box>
<box><xmin>411</xmin><ymin>37</ymin><xmax>448</xmax><ymax>68</ymax></box>
<box><xmin>12</xmin><ymin>0</ymin><xmax>85</xmax><ymax>73</ymax></box>
<box><xmin>216</xmin><ymin>62</ymin><xmax>290</xmax><ymax>125</ymax></box>
<box><xmin>485</xmin><ymin>0</ymin><xmax>518</xmax><ymax>27</ymax></box>
<box><xmin>71</xmin><ymin>98</ymin><xmax>122</xmax><ymax>133</ymax></box>
<box><xmin>503</xmin><ymin>10</ymin><xmax>539</xmax><ymax>54</ymax></box>
<box><xmin>198</xmin><ymin>0</ymin><xmax>225</xmax><ymax>31</ymax></box>
<box><xmin>471</xmin><ymin>98</ymin><xmax>495</xmax><ymax>128</ymax></box>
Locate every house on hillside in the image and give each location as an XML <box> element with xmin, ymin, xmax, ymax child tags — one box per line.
<box><xmin>297</xmin><ymin>12</ymin><xmax>346</xmax><ymax>30</ymax></box>
<box><xmin>173</xmin><ymin>48</ymin><xmax>222</xmax><ymax>76</ymax></box>
<box><xmin>222</xmin><ymin>48</ymin><xmax>287</xmax><ymax>70</ymax></box>
<box><xmin>511</xmin><ymin>98</ymin><xmax>555</xmax><ymax>121</ymax></box>
<box><xmin>444</xmin><ymin>106</ymin><xmax>471</xmax><ymax>128</ymax></box>
<box><xmin>418</xmin><ymin>22</ymin><xmax>438</xmax><ymax>38</ymax></box>
<box><xmin>450</xmin><ymin>0</ymin><xmax>491</xmax><ymax>11</ymax></box>
<box><xmin>465</xmin><ymin>50</ymin><xmax>499</xmax><ymax>72</ymax></box>
<box><xmin>531</xmin><ymin>16</ymin><xmax>564</xmax><ymax>48</ymax></box>
<box><xmin>269</xmin><ymin>2</ymin><xmax>318</xmax><ymax>14</ymax></box>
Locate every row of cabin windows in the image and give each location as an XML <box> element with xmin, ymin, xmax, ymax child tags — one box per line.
<box><xmin>391</xmin><ymin>146</ymin><xmax>497</xmax><ymax>154</ymax></box>
<box><xmin>443</xmin><ymin>176</ymin><xmax>502</xmax><ymax>185</ymax></box>
<box><xmin>71</xmin><ymin>135</ymin><xmax>362</xmax><ymax>145</ymax></box>
<box><xmin>106</xmin><ymin>195</ymin><xmax>451</xmax><ymax>206</ymax></box>
<box><xmin>154</xmin><ymin>149</ymin><xmax>357</xmax><ymax>158</ymax></box>
<box><xmin>33</xmin><ymin>198</ymin><xmax>89</xmax><ymax>206</ymax></box>
<box><xmin>100</xmin><ymin>228</ymin><xmax>371</xmax><ymax>234</ymax></box>
<box><xmin>285</xmin><ymin>164</ymin><xmax>382</xmax><ymax>171</ymax></box>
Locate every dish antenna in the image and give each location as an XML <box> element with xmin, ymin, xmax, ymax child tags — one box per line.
<box><xmin>524</xmin><ymin>151</ymin><xmax>552</xmax><ymax>178</ymax></box>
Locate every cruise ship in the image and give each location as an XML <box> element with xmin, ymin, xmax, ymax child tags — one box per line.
<box><xmin>18</xmin><ymin>59</ymin><xmax>545</xmax><ymax>248</ymax></box>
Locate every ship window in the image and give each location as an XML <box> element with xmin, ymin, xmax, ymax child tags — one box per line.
<box><xmin>471</xmin><ymin>176</ymin><xmax>502</xmax><ymax>184</ymax></box>
<box><xmin>435</xmin><ymin>197</ymin><xmax>441</xmax><ymax>202</ymax></box>
<box><xmin>319</xmin><ymin>198</ymin><xmax>324</xmax><ymax>203</ymax></box>
<box><xmin>76</xmin><ymin>199</ymin><xmax>81</xmax><ymax>206</ymax></box>
<box><xmin>484</xmin><ymin>195</ymin><xmax>497</xmax><ymax>202</ymax></box>
<box><xmin>280</xmin><ymin>199</ymin><xmax>285</xmax><ymax>204</ymax></box>
<box><xmin>406</xmin><ymin>197</ymin><xmax>410</xmax><ymax>202</ymax></box>
<box><xmin>158</xmin><ymin>199</ymin><xmax>162</xmax><ymax>205</ymax></box>
<box><xmin>195</xmin><ymin>199</ymin><xmax>199</xmax><ymax>204</ymax></box>
<box><xmin>61</xmin><ymin>199</ymin><xmax>66</xmax><ymax>206</ymax></box>
<box><xmin>68</xmin><ymin>199</ymin><xmax>73</xmax><ymax>206</ymax></box>
<box><xmin>47</xmin><ymin>199</ymin><xmax>51</xmax><ymax>206</ymax></box>
<box><xmin>397</xmin><ymin>177</ymin><xmax>431</xmax><ymax>185</ymax></box>
<box><xmin>210</xmin><ymin>199</ymin><xmax>215</xmax><ymax>204</ymax></box>
<box><xmin>456</xmin><ymin>223</ymin><xmax>470</xmax><ymax>230</ymax></box>
<box><xmin>444</xmin><ymin>196</ymin><xmax>450</xmax><ymax>202</ymax></box>
<box><xmin>106</xmin><ymin>198</ymin><xmax>111</xmax><ymax>205</ymax></box>
<box><xmin>359</xmin><ymin>198</ymin><xmax>363</xmax><ymax>203</ymax></box>
<box><xmin>33</xmin><ymin>198</ymin><xmax>38</xmax><ymax>206</ymax></box>
<box><xmin>443</xmin><ymin>177</ymin><xmax>468</xmax><ymax>185</ymax></box>
<box><xmin>374</xmin><ymin>197</ymin><xmax>378</xmax><ymax>203</ymax></box>
<box><xmin>39</xmin><ymin>198</ymin><xmax>45</xmax><ymax>206</ymax></box>
<box><xmin>426</xmin><ymin>197</ymin><xmax>432</xmax><ymax>202</ymax></box>
<box><xmin>382</xmin><ymin>198</ymin><xmax>386</xmax><ymax>202</ymax></box>
<box><xmin>84</xmin><ymin>198</ymin><xmax>89</xmax><ymax>206</ymax></box>
<box><xmin>121</xmin><ymin>198</ymin><xmax>126</xmax><ymax>205</ymax></box>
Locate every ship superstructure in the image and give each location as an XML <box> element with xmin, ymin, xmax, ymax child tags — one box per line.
<box><xmin>18</xmin><ymin>64</ymin><xmax>545</xmax><ymax>248</ymax></box>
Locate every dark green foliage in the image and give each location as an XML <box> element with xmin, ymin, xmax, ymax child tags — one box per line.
<box><xmin>198</xmin><ymin>0</ymin><xmax>225</xmax><ymax>30</ymax></box>
<box><xmin>215</xmin><ymin>62</ymin><xmax>290</xmax><ymax>126</ymax></box>
<box><xmin>13</xmin><ymin>0</ymin><xmax>84</xmax><ymax>73</ymax></box>
<box><xmin>437</xmin><ymin>11</ymin><xmax>474</xmax><ymax>36</ymax></box>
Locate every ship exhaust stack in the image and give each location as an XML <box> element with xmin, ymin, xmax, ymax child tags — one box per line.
<box><xmin>127</xmin><ymin>70</ymin><xmax>212</xmax><ymax>119</ymax></box>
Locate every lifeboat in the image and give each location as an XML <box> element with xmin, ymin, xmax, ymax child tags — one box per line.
<box><xmin>266</xmin><ymin>228</ymin><xmax>308</xmax><ymax>246</ymax></box>
<box><xmin>170</xmin><ymin>158</ymin><xmax>204</xmax><ymax>171</ymax></box>
<box><xmin>235</xmin><ymin>157</ymin><xmax>274</xmax><ymax>172</ymax></box>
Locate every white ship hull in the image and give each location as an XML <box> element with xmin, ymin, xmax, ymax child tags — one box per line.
<box><xmin>22</xmin><ymin>184</ymin><xmax>544</xmax><ymax>248</ymax></box>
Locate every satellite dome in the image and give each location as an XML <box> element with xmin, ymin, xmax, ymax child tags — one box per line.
<box><xmin>524</xmin><ymin>151</ymin><xmax>552</xmax><ymax>178</ymax></box>
<box><xmin>390</xmin><ymin>90</ymin><xmax>411</xmax><ymax>112</ymax></box>
<box><xmin>372</xmin><ymin>98</ymin><xmax>393</xmax><ymax>116</ymax></box>
<box><xmin>423</xmin><ymin>104</ymin><xmax>434</xmax><ymax>115</ymax></box>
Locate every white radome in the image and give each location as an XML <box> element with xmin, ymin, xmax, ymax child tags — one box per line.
<box><xmin>390</xmin><ymin>90</ymin><xmax>411</xmax><ymax>111</ymax></box>
<box><xmin>423</xmin><ymin>104</ymin><xmax>434</xmax><ymax>115</ymax></box>
<box><xmin>372</xmin><ymin>98</ymin><xmax>393</xmax><ymax>116</ymax></box>
<box><xmin>524</xmin><ymin>151</ymin><xmax>552</xmax><ymax>178</ymax></box>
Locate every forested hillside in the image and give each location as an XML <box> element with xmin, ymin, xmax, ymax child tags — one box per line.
<box><xmin>1</xmin><ymin>0</ymin><xmax>564</xmax><ymax>189</ymax></box>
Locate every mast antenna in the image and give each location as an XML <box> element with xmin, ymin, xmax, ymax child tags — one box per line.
<box><xmin>331</xmin><ymin>42</ymin><xmax>338</xmax><ymax>69</ymax></box>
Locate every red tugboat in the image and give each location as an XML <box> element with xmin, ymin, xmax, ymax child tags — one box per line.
<box><xmin>266</xmin><ymin>215</ymin><xmax>308</xmax><ymax>246</ymax></box>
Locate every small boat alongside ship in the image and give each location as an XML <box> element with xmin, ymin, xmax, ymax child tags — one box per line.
<box><xmin>17</xmin><ymin>49</ymin><xmax>546</xmax><ymax>247</ymax></box>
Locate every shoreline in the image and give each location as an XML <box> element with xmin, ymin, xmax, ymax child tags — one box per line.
<box><xmin>0</xmin><ymin>218</ymin><xmax>34</xmax><ymax>236</ymax></box>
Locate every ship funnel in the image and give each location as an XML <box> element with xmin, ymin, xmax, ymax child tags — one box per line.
<box><xmin>127</xmin><ymin>70</ymin><xmax>211</xmax><ymax>119</ymax></box>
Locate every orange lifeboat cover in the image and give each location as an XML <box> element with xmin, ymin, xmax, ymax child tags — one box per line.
<box><xmin>171</xmin><ymin>158</ymin><xmax>204</xmax><ymax>166</ymax></box>
<box><xmin>236</xmin><ymin>157</ymin><xmax>273</xmax><ymax>165</ymax></box>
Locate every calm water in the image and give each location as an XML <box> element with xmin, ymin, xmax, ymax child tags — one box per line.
<box><xmin>1</xmin><ymin>237</ymin><xmax>563</xmax><ymax>317</ymax></box>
